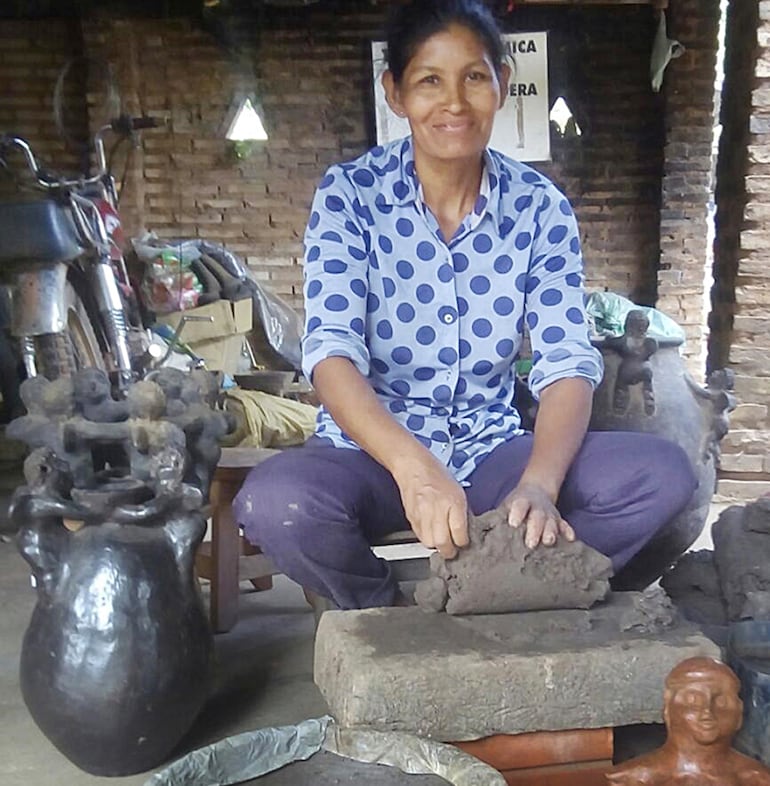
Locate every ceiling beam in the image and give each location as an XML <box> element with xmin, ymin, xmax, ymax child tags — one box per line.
<box><xmin>512</xmin><ymin>0</ymin><xmax>667</xmax><ymax>5</ymax></box>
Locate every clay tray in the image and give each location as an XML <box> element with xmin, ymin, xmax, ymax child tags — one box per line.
<box><xmin>247</xmin><ymin>751</ymin><xmax>451</xmax><ymax>785</ymax></box>
<box><xmin>234</xmin><ymin>370</ymin><xmax>296</xmax><ymax>395</ymax></box>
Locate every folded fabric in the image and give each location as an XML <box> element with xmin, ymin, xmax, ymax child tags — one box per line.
<box><xmin>224</xmin><ymin>388</ymin><xmax>317</xmax><ymax>448</ymax></box>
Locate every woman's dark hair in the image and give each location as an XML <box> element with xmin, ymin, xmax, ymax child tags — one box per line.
<box><xmin>385</xmin><ymin>0</ymin><xmax>505</xmax><ymax>84</ymax></box>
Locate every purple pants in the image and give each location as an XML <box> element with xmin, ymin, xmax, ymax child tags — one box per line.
<box><xmin>233</xmin><ymin>432</ymin><xmax>697</xmax><ymax>609</ymax></box>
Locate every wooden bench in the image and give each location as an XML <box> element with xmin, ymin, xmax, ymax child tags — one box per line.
<box><xmin>195</xmin><ymin>446</ymin><xmax>428</xmax><ymax>633</ymax></box>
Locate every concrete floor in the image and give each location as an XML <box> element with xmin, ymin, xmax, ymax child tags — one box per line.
<box><xmin>0</xmin><ymin>501</ymin><xmax>732</xmax><ymax>786</ymax></box>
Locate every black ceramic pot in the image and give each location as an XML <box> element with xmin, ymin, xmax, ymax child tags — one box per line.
<box><xmin>590</xmin><ymin>331</ymin><xmax>732</xmax><ymax>589</ymax></box>
<box><xmin>16</xmin><ymin>509</ymin><xmax>212</xmax><ymax>776</ymax></box>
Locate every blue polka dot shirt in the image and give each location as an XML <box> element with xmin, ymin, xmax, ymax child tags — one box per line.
<box><xmin>302</xmin><ymin>137</ymin><xmax>603</xmax><ymax>482</ymax></box>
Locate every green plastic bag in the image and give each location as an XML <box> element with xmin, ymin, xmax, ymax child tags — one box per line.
<box><xmin>586</xmin><ymin>291</ymin><xmax>686</xmax><ymax>344</ymax></box>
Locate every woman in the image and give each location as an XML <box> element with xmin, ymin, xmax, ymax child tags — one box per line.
<box><xmin>234</xmin><ymin>0</ymin><xmax>697</xmax><ymax>610</ymax></box>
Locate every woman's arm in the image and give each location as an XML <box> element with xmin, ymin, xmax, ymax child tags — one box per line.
<box><xmin>503</xmin><ymin>179</ymin><xmax>601</xmax><ymax>549</ymax></box>
<box><xmin>312</xmin><ymin>356</ymin><xmax>469</xmax><ymax>558</ymax></box>
<box><xmin>505</xmin><ymin>376</ymin><xmax>593</xmax><ymax>548</ymax></box>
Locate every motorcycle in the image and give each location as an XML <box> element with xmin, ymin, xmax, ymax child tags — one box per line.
<box><xmin>0</xmin><ymin>115</ymin><xmax>158</xmax><ymax>420</ymax></box>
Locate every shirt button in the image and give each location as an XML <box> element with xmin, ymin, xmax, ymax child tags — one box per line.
<box><xmin>443</xmin><ymin>313</ymin><xmax>454</xmax><ymax>324</ymax></box>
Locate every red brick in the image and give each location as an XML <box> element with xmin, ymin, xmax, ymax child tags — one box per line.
<box><xmin>453</xmin><ymin>728</ymin><xmax>613</xmax><ymax>772</ymax></box>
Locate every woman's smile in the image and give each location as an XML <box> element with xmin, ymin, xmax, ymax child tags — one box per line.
<box><xmin>383</xmin><ymin>23</ymin><xmax>509</xmax><ymax>168</ymax></box>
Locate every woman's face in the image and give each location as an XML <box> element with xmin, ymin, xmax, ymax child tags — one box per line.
<box><xmin>383</xmin><ymin>23</ymin><xmax>509</xmax><ymax>168</ymax></box>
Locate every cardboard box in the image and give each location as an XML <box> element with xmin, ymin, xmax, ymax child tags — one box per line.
<box><xmin>189</xmin><ymin>334</ymin><xmax>246</xmax><ymax>375</ymax></box>
<box><xmin>156</xmin><ymin>298</ymin><xmax>252</xmax><ymax>344</ymax></box>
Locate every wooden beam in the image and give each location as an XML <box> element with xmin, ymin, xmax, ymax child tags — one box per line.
<box><xmin>513</xmin><ymin>0</ymin><xmax>660</xmax><ymax>5</ymax></box>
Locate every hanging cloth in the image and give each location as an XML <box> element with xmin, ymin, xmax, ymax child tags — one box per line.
<box><xmin>650</xmin><ymin>10</ymin><xmax>686</xmax><ymax>93</ymax></box>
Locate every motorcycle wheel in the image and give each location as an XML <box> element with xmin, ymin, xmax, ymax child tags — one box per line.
<box><xmin>0</xmin><ymin>329</ymin><xmax>23</xmax><ymax>423</ymax></box>
<box><xmin>34</xmin><ymin>282</ymin><xmax>105</xmax><ymax>380</ymax></box>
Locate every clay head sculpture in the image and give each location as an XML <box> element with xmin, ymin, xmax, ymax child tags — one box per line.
<box><xmin>624</xmin><ymin>309</ymin><xmax>650</xmax><ymax>339</ymax></box>
<box><xmin>664</xmin><ymin>657</ymin><xmax>742</xmax><ymax>749</ymax></box>
<box><xmin>606</xmin><ymin>657</ymin><xmax>770</xmax><ymax>785</ymax></box>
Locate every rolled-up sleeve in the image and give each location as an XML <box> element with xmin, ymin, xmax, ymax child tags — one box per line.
<box><xmin>301</xmin><ymin>166</ymin><xmax>371</xmax><ymax>383</ymax></box>
<box><xmin>524</xmin><ymin>185</ymin><xmax>603</xmax><ymax>399</ymax></box>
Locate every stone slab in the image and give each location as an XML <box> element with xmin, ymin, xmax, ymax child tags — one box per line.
<box><xmin>314</xmin><ymin>593</ymin><xmax>720</xmax><ymax>741</ymax></box>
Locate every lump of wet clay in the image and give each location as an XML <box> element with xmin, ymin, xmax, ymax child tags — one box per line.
<box><xmin>414</xmin><ymin>507</ymin><xmax>613</xmax><ymax>615</ymax></box>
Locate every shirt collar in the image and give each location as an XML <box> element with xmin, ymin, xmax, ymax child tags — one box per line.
<box><xmin>374</xmin><ymin>138</ymin><xmax>507</xmax><ymax>234</ymax></box>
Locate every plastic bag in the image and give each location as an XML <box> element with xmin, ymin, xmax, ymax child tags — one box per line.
<box><xmin>142</xmin><ymin>716</ymin><xmax>506</xmax><ymax>786</ymax></box>
<box><xmin>198</xmin><ymin>241</ymin><xmax>303</xmax><ymax>370</ymax></box>
<box><xmin>248</xmin><ymin>278</ymin><xmax>303</xmax><ymax>371</ymax></box>
<box><xmin>133</xmin><ymin>238</ymin><xmax>204</xmax><ymax>314</ymax></box>
<box><xmin>133</xmin><ymin>235</ymin><xmax>302</xmax><ymax>370</ymax></box>
<box><xmin>586</xmin><ymin>291</ymin><xmax>686</xmax><ymax>344</ymax></box>
<box><xmin>324</xmin><ymin>726</ymin><xmax>507</xmax><ymax>786</ymax></box>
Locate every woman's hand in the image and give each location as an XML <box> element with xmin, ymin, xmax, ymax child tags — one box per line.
<box><xmin>502</xmin><ymin>377</ymin><xmax>591</xmax><ymax>551</ymax></box>
<box><xmin>392</xmin><ymin>455</ymin><xmax>469</xmax><ymax>560</ymax></box>
<box><xmin>503</xmin><ymin>481</ymin><xmax>575</xmax><ymax>550</ymax></box>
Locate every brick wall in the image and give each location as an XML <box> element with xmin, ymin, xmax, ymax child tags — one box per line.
<box><xmin>715</xmin><ymin>0</ymin><xmax>770</xmax><ymax>497</ymax></box>
<box><xmin>517</xmin><ymin>6</ymin><xmax>666</xmax><ymax>306</ymax></box>
<box><xmin>0</xmin><ymin>20</ymin><xmax>87</xmax><ymax>198</ymax></box>
<box><xmin>656</xmin><ymin>0</ymin><xmax>721</xmax><ymax>374</ymax></box>
<box><xmin>81</xmin><ymin>8</ymin><xmax>387</xmax><ymax>312</ymax></box>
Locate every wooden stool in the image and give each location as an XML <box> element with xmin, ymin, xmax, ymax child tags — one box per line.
<box><xmin>196</xmin><ymin>447</ymin><xmax>280</xmax><ymax>633</ymax></box>
<box><xmin>196</xmin><ymin>446</ymin><xmax>429</xmax><ymax>633</ymax></box>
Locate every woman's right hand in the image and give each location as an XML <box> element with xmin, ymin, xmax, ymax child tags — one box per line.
<box><xmin>310</xmin><ymin>358</ymin><xmax>469</xmax><ymax>558</ymax></box>
<box><xmin>392</xmin><ymin>454</ymin><xmax>469</xmax><ymax>559</ymax></box>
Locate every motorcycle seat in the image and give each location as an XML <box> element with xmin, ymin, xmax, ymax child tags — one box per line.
<box><xmin>0</xmin><ymin>200</ymin><xmax>83</xmax><ymax>265</ymax></box>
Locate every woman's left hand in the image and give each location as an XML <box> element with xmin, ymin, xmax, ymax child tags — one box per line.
<box><xmin>502</xmin><ymin>481</ymin><xmax>575</xmax><ymax>550</ymax></box>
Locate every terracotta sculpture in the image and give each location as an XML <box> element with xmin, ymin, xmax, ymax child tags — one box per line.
<box><xmin>606</xmin><ymin>657</ymin><xmax>770</xmax><ymax>785</ymax></box>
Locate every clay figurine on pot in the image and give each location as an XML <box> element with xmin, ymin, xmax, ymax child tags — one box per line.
<box><xmin>606</xmin><ymin>657</ymin><xmax>770</xmax><ymax>785</ymax></box>
<box><xmin>13</xmin><ymin>448</ymin><xmax>87</xmax><ymax>594</ymax></box>
<box><xmin>604</xmin><ymin>310</ymin><xmax>658</xmax><ymax>416</ymax></box>
<box><xmin>149</xmin><ymin>366</ymin><xmax>229</xmax><ymax>498</ymax></box>
<box><xmin>7</xmin><ymin>376</ymin><xmax>74</xmax><ymax>455</ymax></box>
<box><xmin>110</xmin><ymin>445</ymin><xmax>202</xmax><ymax>526</ymax></box>
<box><xmin>125</xmin><ymin>380</ymin><xmax>187</xmax><ymax>483</ymax></box>
<box><xmin>701</xmin><ymin>368</ymin><xmax>737</xmax><ymax>467</ymax></box>
<box><xmin>73</xmin><ymin>367</ymin><xmax>129</xmax><ymax>422</ymax></box>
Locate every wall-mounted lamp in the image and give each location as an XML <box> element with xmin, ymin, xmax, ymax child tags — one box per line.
<box><xmin>550</xmin><ymin>96</ymin><xmax>582</xmax><ymax>138</ymax></box>
<box><xmin>223</xmin><ymin>94</ymin><xmax>268</xmax><ymax>160</ymax></box>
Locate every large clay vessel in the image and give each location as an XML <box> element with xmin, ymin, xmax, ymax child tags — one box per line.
<box><xmin>7</xmin><ymin>371</ymin><xmax>222</xmax><ymax>776</ymax></box>
<box><xmin>589</xmin><ymin>316</ymin><xmax>733</xmax><ymax>589</ymax></box>
<box><xmin>15</xmin><ymin>506</ymin><xmax>212</xmax><ymax>776</ymax></box>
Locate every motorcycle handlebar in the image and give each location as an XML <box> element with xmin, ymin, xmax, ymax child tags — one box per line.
<box><xmin>0</xmin><ymin>114</ymin><xmax>159</xmax><ymax>190</ymax></box>
<box><xmin>0</xmin><ymin>135</ymin><xmax>44</xmax><ymax>182</ymax></box>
